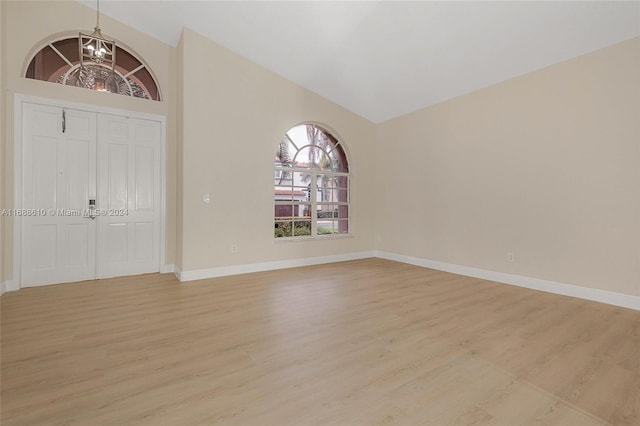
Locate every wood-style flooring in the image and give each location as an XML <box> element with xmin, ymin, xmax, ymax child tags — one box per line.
<box><xmin>1</xmin><ymin>258</ymin><xmax>639</xmax><ymax>425</ymax></box>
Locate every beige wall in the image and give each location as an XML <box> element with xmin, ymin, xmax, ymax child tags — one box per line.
<box><xmin>1</xmin><ymin>0</ymin><xmax>6</xmax><ymax>284</ymax></box>
<box><xmin>376</xmin><ymin>37</ymin><xmax>640</xmax><ymax>297</ymax></box>
<box><xmin>1</xmin><ymin>0</ymin><xmax>177</xmax><ymax>280</ymax></box>
<box><xmin>178</xmin><ymin>28</ymin><xmax>377</xmax><ymax>272</ymax></box>
<box><xmin>1</xmin><ymin>1</ymin><xmax>637</xmax><ymax>301</ymax></box>
<box><xmin>175</xmin><ymin>32</ymin><xmax>184</xmax><ymax>271</ymax></box>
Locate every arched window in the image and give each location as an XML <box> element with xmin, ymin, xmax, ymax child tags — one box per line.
<box><xmin>25</xmin><ymin>36</ymin><xmax>161</xmax><ymax>101</ymax></box>
<box><xmin>274</xmin><ymin>123</ymin><xmax>350</xmax><ymax>238</ymax></box>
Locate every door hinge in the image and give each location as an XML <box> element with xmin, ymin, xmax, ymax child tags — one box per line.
<box><xmin>62</xmin><ymin>109</ymin><xmax>66</xmax><ymax>133</ymax></box>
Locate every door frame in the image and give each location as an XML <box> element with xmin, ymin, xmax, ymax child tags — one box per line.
<box><xmin>13</xmin><ymin>94</ymin><xmax>168</xmax><ymax>289</ymax></box>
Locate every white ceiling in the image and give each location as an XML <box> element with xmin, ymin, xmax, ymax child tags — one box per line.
<box><xmin>82</xmin><ymin>1</ymin><xmax>640</xmax><ymax>123</ymax></box>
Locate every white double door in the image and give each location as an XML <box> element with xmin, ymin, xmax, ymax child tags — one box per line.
<box><xmin>21</xmin><ymin>102</ymin><xmax>161</xmax><ymax>286</ymax></box>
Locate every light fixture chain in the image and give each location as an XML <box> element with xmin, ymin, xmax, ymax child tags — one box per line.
<box><xmin>78</xmin><ymin>0</ymin><xmax>117</xmax><ymax>92</ymax></box>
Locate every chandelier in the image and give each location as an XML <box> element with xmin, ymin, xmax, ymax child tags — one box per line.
<box><xmin>78</xmin><ymin>0</ymin><xmax>117</xmax><ymax>92</ymax></box>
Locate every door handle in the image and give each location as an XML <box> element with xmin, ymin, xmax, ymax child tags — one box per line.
<box><xmin>85</xmin><ymin>199</ymin><xmax>97</xmax><ymax>220</ymax></box>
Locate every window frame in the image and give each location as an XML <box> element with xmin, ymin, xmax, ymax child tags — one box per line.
<box><xmin>274</xmin><ymin>124</ymin><xmax>350</xmax><ymax>240</ymax></box>
<box><xmin>24</xmin><ymin>35</ymin><xmax>161</xmax><ymax>101</ymax></box>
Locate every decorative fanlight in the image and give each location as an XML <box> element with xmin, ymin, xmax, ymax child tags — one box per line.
<box><xmin>78</xmin><ymin>0</ymin><xmax>116</xmax><ymax>92</ymax></box>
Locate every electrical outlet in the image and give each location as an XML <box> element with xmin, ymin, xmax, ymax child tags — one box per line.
<box><xmin>507</xmin><ymin>252</ymin><xmax>515</xmax><ymax>263</ymax></box>
<box><xmin>231</xmin><ymin>244</ymin><xmax>238</xmax><ymax>253</ymax></box>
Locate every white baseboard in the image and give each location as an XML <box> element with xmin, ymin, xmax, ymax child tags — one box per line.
<box><xmin>375</xmin><ymin>251</ymin><xmax>640</xmax><ymax>311</ymax></box>
<box><xmin>160</xmin><ymin>264</ymin><xmax>175</xmax><ymax>274</ymax></box>
<box><xmin>1</xmin><ymin>280</ymin><xmax>20</xmax><ymax>295</ymax></box>
<box><xmin>5</xmin><ymin>251</ymin><xmax>637</xmax><ymax>311</ymax></box>
<box><xmin>177</xmin><ymin>251</ymin><xmax>376</xmax><ymax>282</ymax></box>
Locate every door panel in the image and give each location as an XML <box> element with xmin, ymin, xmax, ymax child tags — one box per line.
<box><xmin>32</xmin><ymin>224</ymin><xmax>57</xmax><ymax>269</ymax></box>
<box><xmin>32</xmin><ymin>135</ymin><xmax>58</xmax><ymax>209</ymax></box>
<box><xmin>66</xmin><ymin>223</ymin><xmax>90</xmax><ymax>266</ymax></box>
<box><xmin>106</xmin><ymin>222</ymin><xmax>127</xmax><ymax>263</ymax></box>
<box><xmin>135</xmin><ymin>146</ymin><xmax>154</xmax><ymax>210</ymax></box>
<box><xmin>22</xmin><ymin>104</ymin><xmax>97</xmax><ymax>286</ymax></box>
<box><xmin>134</xmin><ymin>222</ymin><xmax>154</xmax><ymax>261</ymax></box>
<box><xmin>67</xmin><ymin>139</ymin><xmax>91</xmax><ymax>210</ymax></box>
<box><xmin>107</xmin><ymin>143</ymin><xmax>128</xmax><ymax>210</ymax></box>
<box><xmin>98</xmin><ymin>115</ymin><xmax>161</xmax><ymax>278</ymax></box>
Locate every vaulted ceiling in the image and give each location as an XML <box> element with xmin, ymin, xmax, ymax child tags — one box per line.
<box><xmin>83</xmin><ymin>1</ymin><xmax>640</xmax><ymax>123</ymax></box>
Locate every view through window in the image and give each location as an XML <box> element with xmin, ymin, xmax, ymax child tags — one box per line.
<box><xmin>274</xmin><ymin>124</ymin><xmax>350</xmax><ymax>238</ymax></box>
<box><xmin>26</xmin><ymin>37</ymin><xmax>160</xmax><ymax>101</ymax></box>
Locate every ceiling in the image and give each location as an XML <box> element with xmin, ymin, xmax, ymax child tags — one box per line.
<box><xmin>82</xmin><ymin>1</ymin><xmax>640</xmax><ymax>123</ymax></box>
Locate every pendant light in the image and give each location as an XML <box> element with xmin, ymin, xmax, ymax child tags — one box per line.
<box><xmin>78</xmin><ymin>0</ymin><xmax>116</xmax><ymax>91</ymax></box>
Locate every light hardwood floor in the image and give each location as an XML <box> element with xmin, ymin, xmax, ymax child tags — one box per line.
<box><xmin>1</xmin><ymin>258</ymin><xmax>638</xmax><ymax>425</ymax></box>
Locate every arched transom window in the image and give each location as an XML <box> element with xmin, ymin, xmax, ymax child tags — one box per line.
<box><xmin>274</xmin><ymin>123</ymin><xmax>350</xmax><ymax>238</ymax></box>
<box><xmin>25</xmin><ymin>36</ymin><xmax>161</xmax><ymax>101</ymax></box>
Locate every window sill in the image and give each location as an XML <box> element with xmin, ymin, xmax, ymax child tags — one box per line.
<box><xmin>274</xmin><ymin>234</ymin><xmax>354</xmax><ymax>243</ymax></box>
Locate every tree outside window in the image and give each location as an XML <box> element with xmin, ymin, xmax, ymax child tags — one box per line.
<box><xmin>274</xmin><ymin>124</ymin><xmax>349</xmax><ymax>238</ymax></box>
